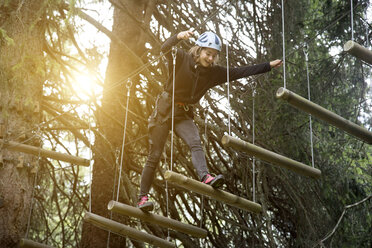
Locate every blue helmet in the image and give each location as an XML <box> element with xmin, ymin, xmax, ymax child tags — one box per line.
<box><xmin>195</xmin><ymin>31</ymin><xmax>222</xmax><ymax>51</ymax></box>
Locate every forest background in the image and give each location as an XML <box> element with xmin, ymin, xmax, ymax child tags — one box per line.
<box><xmin>0</xmin><ymin>0</ymin><xmax>371</xmax><ymax>247</ymax></box>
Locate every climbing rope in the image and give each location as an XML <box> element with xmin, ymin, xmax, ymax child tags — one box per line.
<box><xmin>106</xmin><ymin>149</ymin><xmax>120</xmax><ymax>248</ymax></box>
<box><xmin>199</xmin><ymin>108</ymin><xmax>209</xmax><ymax>228</ymax></box>
<box><xmin>304</xmin><ymin>46</ymin><xmax>315</xmax><ymax>168</ymax></box>
<box><xmin>164</xmin><ymin>46</ymin><xmax>177</xmax><ymax>242</ymax></box>
<box><xmin>101</xmin><ymin>80</ymin><xmax>132</xmax><ymax>247</ymax></box>
<box><xmin>365</xmin><ymin>4</ymin><xmax>370</xmax><ymax>47</ymax></box>
<box><xmin>25</xmin><ymin>171</ymin><xmax>38</xmax><ymax>238</ymax></box>
<box><xmin>25</xmin><ymin>128</ymin><xmax>42</xmax><ymax>238</ymax></box>
<box><xmin>226</xmin><ymin>41</ymin><xmax>231</xmax><ymax>135</ymax></box>
<box><xmin>350</xmin><ymin>0</ymin><xmax>354</xmax><ymax>41</ymax></box>
<box><xmin>163</xmin><ymin>150</ymin><xmax>171</xmax><ymax>240</ymax></box>
<box><xmin>88</xmin><ymin>100</ymin><xmax>93</xmax><ymax>213</ymax></box>
<box><xmin>281</xmin><ymin>0</ymin><xmax>287</xmax><ymax>89</ymax></box>
<box><xmin>252</xmin><ymin>90</ymin><xmax>256</xmax><ymax>202</ymax></box>
<box><xmin>170</xmin><ymin>47</ymin><xmax>177</xmax><ymax>173</ymax></box>
<box><xmin>116</xmin><ymin>80</ymin><xmax>132</xmax><ymax>202</ymax></box>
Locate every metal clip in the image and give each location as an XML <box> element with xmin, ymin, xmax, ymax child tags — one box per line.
<box><xmin>126</xmin><ymin>79</ymin><xmax>132</xmax><ymax>97</ymax></box>
<box><xmin>171</xmin><ymin>46</ymin><xmax>177</xmax><ymax>64</ymax></box>
<box><xmin>303</xmin><ymin>44</ymin><xmax>309</xmax><ymax>62</ymax></box>
<box><xmin>126</xmin><ymin>79</ymin><xmax>133</xmax><ymax>89</ymax></box>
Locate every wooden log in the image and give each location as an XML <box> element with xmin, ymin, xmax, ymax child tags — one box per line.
<box><xmin>276</xmin><ymin>87</ymin><xmax>372</xmax><ymax>144</ymax></box>
<box><xmin>84</xmin><ymin>212</ymin><xmax>175</xmax><ymax>248</ymax></box>
<box><xmin>164</xmin><ymin>171</ymin><xmax>262</xmax><ymax>213</ymax></box>
<box><xmin>19</xmin><ymin>238</ymin><xmax>54</xmax><ymax>248</ymax></box>
<box><xmin>108</xmin><ymin>201</ymin><xmax>207</xmax><ymax>238</ymax></box>
<box><xmin>222</xmin><ymin>135</ymin><xmax>321</xmax><ymax>178</ymax></box>
<box><xmin>344</xmin><ymin>40</ymin><xmax>372</xmax><ymax>65</ymax></box>
<box><xmin>0</xmin><ymin>139</ymin><xmax>90</xmax><ymax>166</ymax></box>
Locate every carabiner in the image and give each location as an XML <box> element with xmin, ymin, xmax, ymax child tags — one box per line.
<box><xmin>126</xmin><ymin>79</ymin><xmax>133</xmax><ymax>89</ymax></box>
<box><xmin>171</xmin><ymin>46</ymin><xmax>177</xmax><ymax>62</ymax></box>
<box><xmin>303</xmin><ymin>44</ymin><xmax>309</xmax><ymax>62</ymax></box>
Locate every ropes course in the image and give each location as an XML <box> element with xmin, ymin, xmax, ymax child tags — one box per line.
<box><xmin>83</xmin><ymin>3</ymin><xmax>238</xmax><ymax>246</ymax></box>
<box><xmin>85</xmin><ymin>0</ymin><xmax>372</xmax><ymax>246</ymax></box>
<box><xmin>13</xmin><ymin>0</ymin><xmax>372</xmax><ymax>247</ymax></box>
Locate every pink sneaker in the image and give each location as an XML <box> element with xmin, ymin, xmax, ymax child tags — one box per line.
<box><xmin>201</xmin><ymin>174</ymin><xmax>224</xmax><ymax>188</ymax></box>
<box><xmin>137</xmin><ymin>195</ymin><xmax>154</xmax><ymax>212</ymax></box>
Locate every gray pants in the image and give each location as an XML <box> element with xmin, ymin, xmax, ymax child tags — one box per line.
<box><xmin>139</xmin><ymin>119</ymin><xmax>208</xmax><ymax>197</ymax></box>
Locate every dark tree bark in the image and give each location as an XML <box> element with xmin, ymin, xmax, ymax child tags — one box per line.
<box><xmin>0</xmin><ymin>0</ymin><xmax>45</xmax><ymax>247</ymax></box>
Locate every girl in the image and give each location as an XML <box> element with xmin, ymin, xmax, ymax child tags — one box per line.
<box><xmin>137</xmin><ymin>30</ymin><xmax>282</xmax><ymax>211</ymax></box>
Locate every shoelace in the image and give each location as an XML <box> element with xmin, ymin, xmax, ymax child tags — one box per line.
<box><xmin>203</xmin><ymin>174</ymin><xmax>214</xmax><ymax>184</ymax></box>
<box><xmin>138</xmin><ymin>196</ymin><xmax>148</xmax><ymax>206</ymax></box>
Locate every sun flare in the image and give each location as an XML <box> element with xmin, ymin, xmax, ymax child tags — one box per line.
<box><xmin>72</xmin><ymin>72</ymin><xmax>102</xmax><ymax>100</ymax></box>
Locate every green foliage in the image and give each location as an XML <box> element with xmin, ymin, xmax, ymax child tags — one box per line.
<box><xmin>259</xmin><ymin>0</ymin><xmax>372</xmax><ymax>246</ymax></box>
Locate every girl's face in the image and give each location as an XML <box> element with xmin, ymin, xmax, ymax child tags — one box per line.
<box><xmin>199</xmin><ymin>48</ymin><xmax>219</xmax><ymax>67</ymax></box>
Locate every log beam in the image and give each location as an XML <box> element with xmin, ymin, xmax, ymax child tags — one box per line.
<box><xmin>108</xmin><ymin>201</ymin><xmax>207</xmax><ymax>238</ymax></box>
<box><xmin>0</xmin><ymin>139</ymin><xmax>90</xmax><ymax>166</ymax></box>
<box><xmin>344</xmin><ymin>40</ymin><xmax>372</xmax><ymax>65</ymax></box>
<box><xmin>221</xmin><ymin>135</ymin><xmax>321</xmax><ymax>179</ymax></box>
<box><xmin>164</xmin><ymin>171</ymin><xmax>262</xmax><ymax>213</ymax></box>
<box><xmin>276</xmin><ymin>87</ymin><xmax>372</xmax><ymax>144</ymax></box>
<box><xmin>84</xmin><ymin>212</ymin><xmax>175</xmax><ymax>248</ymax></box>
<box><xmin>19</xmin><ymin>238</ymin><xmax>54</xmax><ymax>248</ymax></box>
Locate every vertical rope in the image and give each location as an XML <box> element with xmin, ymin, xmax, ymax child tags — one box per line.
<box><xmin>107</xmin><ymin>149</ymin><xmax>120</xmax><ymax>248</ymax></box>
<box><xmin>366</xmin><ymin>22</ymin><xmax>369</xmax><ymax>48</ymax></box>
<box><xmin>281</xmin><ymin>0</ymin><xmax>287</xmax><ymax>88</ymax></box>
<box><xmin>166</xmin><ymin>46</ymin><xmax>177</xmax><ymax>242</ymax></box>
<box><xmin>365</xmin><ymin>4</ymin><xmax>369</xmax><ymax>47</ymax></box>
<box><xmin>25</xmin><ymin>171</ymin><xmax>38</xmax><ymax>238</ymax></box>
<box><xmin>170</xmin><ymin>47</ymin><xmax>177</xmax><ymax>172</ymax></box>
<box><xmin>25</xmin><ymin>129</ymin><xmax>42</xmax><ymax>238</ymax></box>
<box><xmin>164</xmin><ymin>151</ymin><xmax>171</xmax><ymax>240</ymax></box>
<box><xmin>88</xmin><ymin>100</ymin><xmax>93</xmax><ymax>213</ymax></box>
<box><xmin>226</xmin><ymin>41</ymin><xmax>231</xmax><ymax>135</ymax></box>
<box><xmin>350</xmin><ymin>0</ymin><xmax>354</xmax><ymax>41</ymax></box>
<box><xmin>304</xmin><ymin>47</ymin><xmax>315</xmax><ymax>168</ymax></box>
<box><xmin>199</xmin><ymin>109</ymin><xmax>208</xmax><ymax>228</ymax></box>
<box><xmin>252</xmin><ymin>90</ymin><xmax>256</xmax><ymax>202</ymax></box>
<box><xmin>116</xmin><ymin>80</ymin><xmax>132</xmax><ymax>202</ymax></box>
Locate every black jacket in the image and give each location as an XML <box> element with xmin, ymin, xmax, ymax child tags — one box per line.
<box><xmin>148</xmin><ymin>34</ymin><xmax>272</xmax><ymax>128</ymax></box>
<box><xmin>161</xmin><ymin>34</ymin><xmax>272</xmax><ymax>104</ymax></box>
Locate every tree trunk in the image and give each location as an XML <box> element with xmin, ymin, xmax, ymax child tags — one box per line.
<box><xmin>81</xmin><ymin>0</ymin><xmax>151</xmax><ymax>247</ymax></box>
<box><xmin>0</xmin><ymin>0</ymin><xmax>45</xmax><ymax>247</ymax></box>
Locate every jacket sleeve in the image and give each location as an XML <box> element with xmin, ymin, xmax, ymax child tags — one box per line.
<box><xmin>212</xmin><ymin>62</ymin><xmax>272</xmax><ymax>85</ymax></box>
<box><xmin>161</xmin><ymin>34</ymin><xmax>184</xmax><ymax>62</ymax></box>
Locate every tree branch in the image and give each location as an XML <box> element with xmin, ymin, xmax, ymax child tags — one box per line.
<box><xmin>314</xmin><ymin>195</ymin><xmax>372</xmax><ymax>247</ymax></box>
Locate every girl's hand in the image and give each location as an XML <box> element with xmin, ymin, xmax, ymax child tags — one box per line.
<box><xmin>177</xmin><ymin>30</ymin><xmax>194</xmax><ymax>40</ymax></box>
<box><xmin>270</xmin><ymin>59</ymin><xmax>283</xmax><ymax>68</ymax></box>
